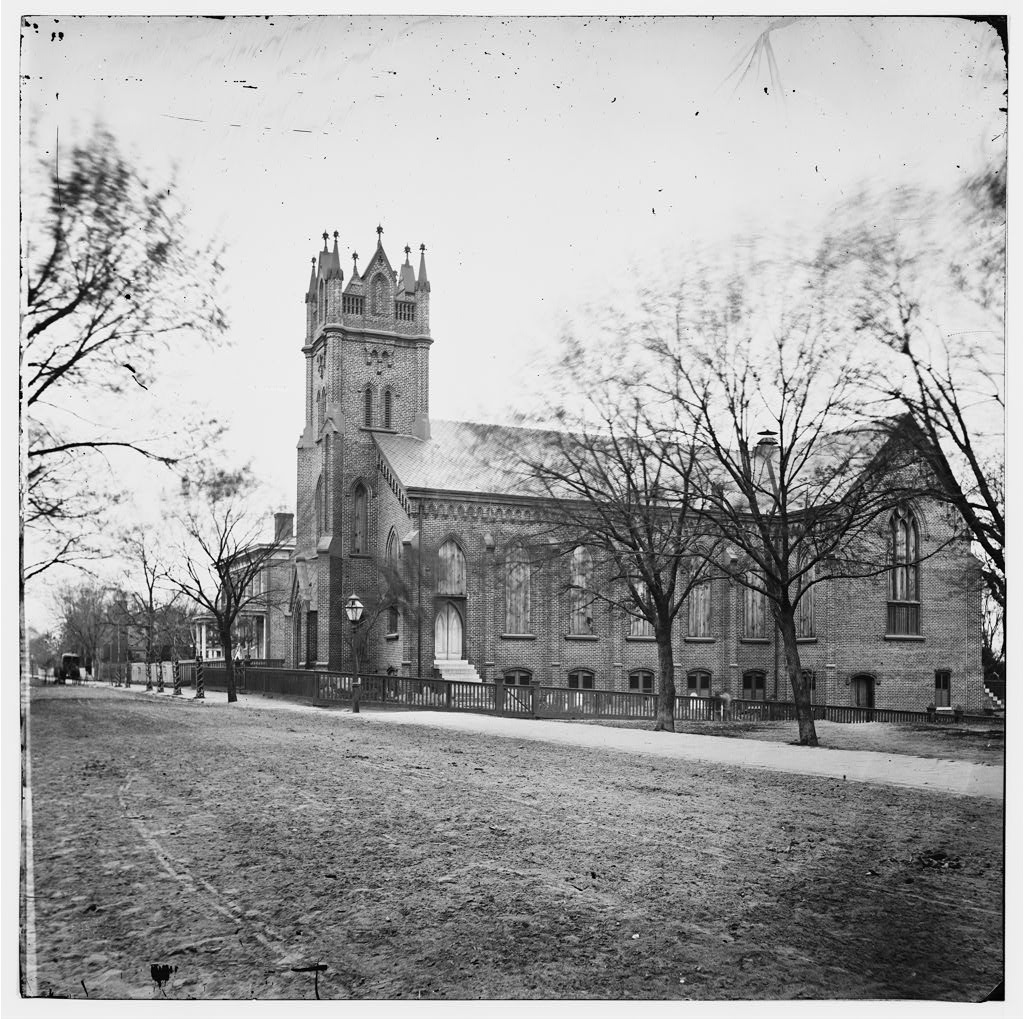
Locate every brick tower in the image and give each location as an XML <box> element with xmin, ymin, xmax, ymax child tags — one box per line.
<box><xmin>292</xmin><ymin>226</ymin><xmax>432</xmax><ymax>669</ymax></box>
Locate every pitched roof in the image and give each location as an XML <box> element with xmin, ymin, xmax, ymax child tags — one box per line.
<box><xmin>374</xmin><ymin>419</ymin><xmax>558</xmax><ymax>498</ymax></box>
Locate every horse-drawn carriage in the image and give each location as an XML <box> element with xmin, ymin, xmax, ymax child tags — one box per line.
<box><xmin>56</xmin><ymin>653</ymin><xmax>82</xmax><ymax>685</ymax></box>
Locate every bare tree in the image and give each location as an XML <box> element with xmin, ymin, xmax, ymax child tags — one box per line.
<box><xmin>651</xmin><ymin>255</ymin><xmax>929</xmax><ymax>746</ymax></box>
<box><xmin>20</xmin><ymin>127</ymin><xmax>226</xmax><ymax>585</ymax></box>
<box><xmin>165</xmin><ymin>468</ymin><xmax>287</xmax><ymax>703</ymax></box>
<box><xmin>811</xmin><ymin>171</ymin><xmax>1005</xmax><ymax>678</ymax></box>
<box><xmin>52</xmin><ymin>582</ymin><xmax>111</xmax><ymax>678</ymax></box>
<box><xmin>120</xmin><ymin>529</ymin><xmax>188</xmax><ymax>684</ymax></box>
<box><xmin>28</xmin><ymin>629</ymin><xmax>60</xmax><ymax>678</ymax></box>
<box><xmin>515</xmin><ymin>350</ymin><xmax>720</xmax><ymax>732</ymax></box>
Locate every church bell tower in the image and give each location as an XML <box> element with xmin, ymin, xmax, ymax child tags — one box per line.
<box><xmin>291</xmin><ymin>225</ymin><xmax>433</xmax><ymax>669</ymax></box>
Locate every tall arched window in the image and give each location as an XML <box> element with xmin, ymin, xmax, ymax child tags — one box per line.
<box><xmin>385</xmin><ymin>527</ymin><xmax>400</xmax><ymax>632</ymax></box>
<box><xmin>687</xmin><ymin>579</ymin><xmax>712</xmax><ymax>638</ymax></box>
<box><xmin>629</xmin><ymin>575</ymin><xmax>654</xmax><ymax>638</ymax></box>
<box><xmin>372</xmin><ymin>275</ymin><xmax>386</xmax><ymax>315</ymax></box>
<box><xmin>888</xmin><ymin>506</ymin><xmax>921</xmax><ymax>635</ymax></box>
<box><xmin>438</xmin><ymin>538</ymin><xmax>467</xmax><ymax>596</ymax></box>
<box><xmin>352</xmin><ymin>483</ymin><xmax>368</xmax><ymax>554</ymax></box>
<box><xmin>569</xmin><ymin>546</ymin><xmax>594</xmax><ymax>634</ymax></box>
<box><xmin>314</xmin><ymin>475</ymin><xmax>324</xmax><ymax>536</ymax></box>
<box><xmin>363</xmin><ymin>386</ymin><xmax>374</xmax><ymax>428</ymax></box>
<box><xmin>505</xmin><ymin>544</ymin><xmax>531</xmax><ymax>634</ymax></box>
<box><xmin>795</xmin><ymin>560</ymin><xmax>815</xmax><ymax>639</ymax></box>
<box><xmin>742</xmin><ymin>572</ymin><xmax>767</xmax><ymax>639</ymax></box>
<box><xmin>383</xmin><ymin>389</ymin><xmax>393</xmax><ymax>429</ymax></box>
<box><xmin>317</xmin><ymin>279</ymin><xmax>326</xmax><ymax>323</ymax></box>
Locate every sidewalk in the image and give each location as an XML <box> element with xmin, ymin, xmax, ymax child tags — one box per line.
<box><xmin>117</xmin><ymin>683</ymin><xmax>1003</xmax><ymax>801</ymax></box>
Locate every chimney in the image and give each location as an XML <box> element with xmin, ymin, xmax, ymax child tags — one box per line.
<box><xmin>274</xmin><ymin>512</ymin><xmax>295</xmax><ymax>542</ymax></box>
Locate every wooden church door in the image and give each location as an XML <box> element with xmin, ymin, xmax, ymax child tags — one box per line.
<box><xmin>434</xmin><ymin>602</ymin><xmax>463</xmax><ymax>660</ymax></box>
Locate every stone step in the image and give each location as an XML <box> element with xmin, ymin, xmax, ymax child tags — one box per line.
<box><xmin>433</xmin><ymin>659</ymin><xmax>483</xmax><ymax>683</ymax></box>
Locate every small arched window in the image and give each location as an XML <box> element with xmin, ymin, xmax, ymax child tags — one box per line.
<box><xmin>568</xmin><ymin>669</ymin><xmax>594</xmax><ymax>690</ymax></box>
<box><xmin>742</xmin><ymin>670</ymin><xmax>766</xmax><ymax>701</ymax></box>
<box><xmin>383</xmin><ymin>389</ymin><xmax>393</xmax><ymax>429</ymax></box>
<box><xmin>505</xmin><ymin>544</ymin><xmax>531</xmax><ymax>634</ymax></box>
<box><xmin>628</xmin><ymin>669</ymin><xmax>654</xmax><ymax>693</ymax></box>
<box><xmin>888</xmin><ymin>506</ymin><xmax>921</xmax><ymax>635</ymax></box>
<box><xmin>504</xmin><ymin>667</ymin><xmax>532</xmax><ymax>686</ymax></box>
<box><xmin>363</xmin><ymin>386</ymin><xmax>374</xmax><ymax>428</ymax></box>
<box><xmin>687</xmin><ymin>670</ymin><xmax>712</xmax><ymax>696</ymax></box>
<box><xmin>352</xmin><ymin>483</ymin><xmax>368</xmax><ymax>554</ymax></box>
<box><xmin>569</xmin><ymin>546</ymin><xmax>594</xmax><ymax>634</ymax></box>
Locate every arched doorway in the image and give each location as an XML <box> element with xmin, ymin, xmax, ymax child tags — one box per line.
<box><xmin>434</xmin><ymin>601</ymin><xmax>463</xmax><ymax>660</ymax></box>
<box><xmin>852</xmin><ymin>674</ymin><xmax>875</xmax><ymax>710</ymax></box>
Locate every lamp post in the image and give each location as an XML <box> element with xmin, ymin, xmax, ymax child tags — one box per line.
<box><xmin>754</xmin><ymin>429</ymin><xmax>782</xmax><ymax>701</ymax></box>
<box><xmin>345</xmin><ymin>593</ymin><xmax>365</xmax><ymax>713</ymax></box>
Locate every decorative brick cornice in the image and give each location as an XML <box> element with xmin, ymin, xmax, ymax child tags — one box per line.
<box><xmin>377</xmin><ymin>452</ymin><xmax>413</xmax><ymax>515</ymax></box>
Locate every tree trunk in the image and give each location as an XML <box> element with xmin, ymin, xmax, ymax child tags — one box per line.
<box><xmin>221</xmin><ymin>627</ymin><xmax>237</xmax><ymax>703</ymax></box>
<box><xmin>779</xmin><ymin>616</ymin><xmax>817</xmax><ymax>747</ymax></box>
<box><xmin>654</xmin><ymin>624</ymin><xmax>676</xmax><ymax>733</ymax></box>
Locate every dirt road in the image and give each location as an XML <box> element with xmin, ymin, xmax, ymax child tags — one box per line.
<box><xmin>25</xmin><ymin>686</ymin><xmax>1004</xmax><ymax>1001</ymax></box>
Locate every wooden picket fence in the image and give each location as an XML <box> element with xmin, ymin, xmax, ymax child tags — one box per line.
<box><xmin>178</xmin><ymin>665</ymin><xmax>1001</xmax><ymax>728</ymax></box>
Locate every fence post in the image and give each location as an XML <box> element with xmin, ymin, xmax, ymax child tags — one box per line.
<box><xmin>145</xmin><ymin>656</ymin><xmax>154</xmax><ymax>691</ymax></box>
<box><xmin>194</xmin><ymin>656</ymin><xmax>205</xmax><ymax>700</ymax></box>
<box><xmin>445</xmin><ymin>682</ymin><xmax>453</xmax><ymax>711</ymax></box>
<box><xmin>157</xmin><ymin>659</ymin><xmax>165</xmax><ymax>693</ymax></box>
<box><xmin>173</xmin><ymin>659</ymin><xmax>182</xmax><ymax>696</ymax></box>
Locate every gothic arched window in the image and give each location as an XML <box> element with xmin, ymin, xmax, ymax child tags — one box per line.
<box><xmin>629</xmin><ymin>575</ymin><xmax>654</xmax><ymax>638</ymax></box>
<box><xmin>795</xmin><ymin>559</ymin><xmax>815</xmax><ymax>639</ymax></box>
<box><xmin>888</xmin><ymin>506</ymin><xmax>921</xmax><ymax>635</ymax></box>
<box><xmin>437</xmin><ymin>538</ymin><xmax>467</xmax><ymax>596</ymax></box>
<box><xmin>383</xmin><ymin>388</ymin><xmax>393</xmax><ymax>429</ymax></box>
<box><xmin>385</xmin><ymin>527</ymin><xmax>400</xmax><ymax>632</ymax></box>
<box><xmin>352</xmin><ymin>483</ymin><xmax>368</xmax><ymax>554</ymax></box>
<box><xmin>318</xmin><ymin>279</ymin><xmax>326</xmax><ymax>323</ymax></box>
<box><xmin>363</xmin><ymin>386</ymin><xmax>373</xmax><ymax>428</ymax></box>
<box><xmin>314</xmin><ymin>475</ymin><xmax>324</xmax><ymax>536</ymax></box>
<box><xmin>569</xmin><ymin>546</ymin><xmax>594</xmax><ymax>634</ymax></box>
<box><xmin>505</xmin><ymin>544</ymin><xmax>531</xmax><ymax>634</ymax></box>
<box><xmin>372</xmin><ymin>275</ymin><xmax>386</xmax><ymax>316</ymax></box>
<box><xmin>687</xmin><ymin>579</ymin><xmax>712</xmax><ymax>638</ymax></box>
<box><xmin>742</xmin><ymin>572</ymin><xmax>767</xmax><ymax>639</ymax></box>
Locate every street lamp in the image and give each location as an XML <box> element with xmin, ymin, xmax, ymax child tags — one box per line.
<box><xmin>753</xmin><ymin>430</ymin><xmax>780</xmax><ymax>499</ymax></box>
<box><xmin>345</xmin><ymin>594</ymin><xmax>365</xmax><ymax>713</ymax></box>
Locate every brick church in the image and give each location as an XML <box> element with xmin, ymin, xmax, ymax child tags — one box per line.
<box><xmin>284</xmin><ymin>226</ymin><xmax>986</xmax><ymax>714</ymax></box>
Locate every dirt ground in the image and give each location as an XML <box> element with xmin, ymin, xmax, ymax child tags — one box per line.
<box><xmin>25</xmin><ymin>685</ymin><xmax>1003</xmax><ymax>1001</ymax></box>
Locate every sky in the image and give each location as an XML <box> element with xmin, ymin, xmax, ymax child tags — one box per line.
<box><xmin>15</xmin><ymin>12</ymin><xmax>1008</xmax><ymax>628</ymax></box>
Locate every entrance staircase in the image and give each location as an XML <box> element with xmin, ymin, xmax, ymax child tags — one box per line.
<box><xmin>433</xmin><ymin>659</ymin><xmax>483</xmax><ymax>684</ymax></box>
<box><xmin>983</xmin><ymin>683</ymin><xmax>1005</xmax><ymax>713</ymax></box>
